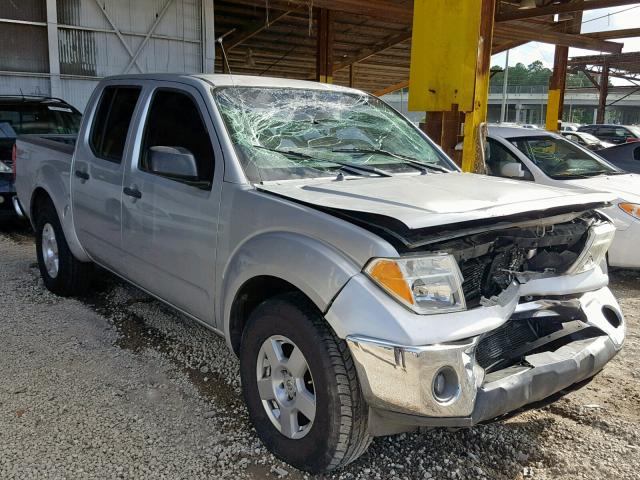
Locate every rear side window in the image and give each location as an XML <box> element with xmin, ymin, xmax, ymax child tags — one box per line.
<box><xmin>90</xmin><ymin>86</ymin><xmax>140</xmax><ymax>163</ymax></box>
<box><xmin>140</xmin><ymin>89</ymin><xmax>214</xmax><ymax>185</ymax></box>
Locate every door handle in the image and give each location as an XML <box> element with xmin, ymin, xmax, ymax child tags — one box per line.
<box><xmin>123</xmin><ymin>186</ymin><xmax>142</xmax><ymax>199</ymax></box>
<box><xmin>74</xmin><ymin>170</ymin><xmax>89</xmax><ymax>180</ymax></box>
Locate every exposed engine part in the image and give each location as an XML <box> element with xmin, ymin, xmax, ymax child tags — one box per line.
<box><xmin>426</xmin><ymin>214</ymin><xmax>601</xmax><ymax>307</ymax></box>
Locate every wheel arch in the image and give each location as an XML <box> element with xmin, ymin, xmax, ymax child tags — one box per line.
<box><xmin>30</xmin><ymin>186</ymin><xmax>53</xmax><ymax>227</ymax></box>
<box><xmin>221</xmin><ymin>231</ymin><xmax>362</xmax><ymax>355</ymax></box>
<box><xmin>30</xmin><ymin>185</ymin><xmax>90</xmax><ymax>262</ymax></box>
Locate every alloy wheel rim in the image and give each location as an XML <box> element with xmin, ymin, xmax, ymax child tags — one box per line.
<box><xmin>41</xmin><ymin>223</ymin><xmax>59</xmax><ymax>279</ymax></box>
<box><xmin>256</xmin><ymin>335</ymin><xmax>316</xmax><ymax>439</ymax></box>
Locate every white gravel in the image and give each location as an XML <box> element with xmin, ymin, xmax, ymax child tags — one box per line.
<box><xmin>1</xmin><ymin>228</ymin><xmax>639</xmax><ymax>479</ymax></box>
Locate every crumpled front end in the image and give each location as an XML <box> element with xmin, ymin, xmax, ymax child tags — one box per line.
<box><xmin>325</xmin><ymin>213</ymin><xmax>625</xmax><ymax>434</ymax></box>
<box><xmin>345</xmin><ymin>286</ymin><xmax>623</xmax><ymax>431</ymax></box>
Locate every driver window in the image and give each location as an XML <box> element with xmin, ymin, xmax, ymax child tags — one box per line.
<box><xmin>140</xmin><ymin>89</ymin><xmax>215</xmax><ymax>186</ymax></box>
<box><xmin>485</xmin><ymin>139</ymin><xmax>533</xmax><ymax>180</ymax></box>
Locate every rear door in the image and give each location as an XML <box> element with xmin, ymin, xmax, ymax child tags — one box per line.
<box><xmin>120</xmin><ymin>83</ymin><xmax>223</xmax><ymax>324</ymax></box>
<box><xmin>72</xmin><ymin>83</ymin><xmax>142</xmax><ymax>271</ymax></box>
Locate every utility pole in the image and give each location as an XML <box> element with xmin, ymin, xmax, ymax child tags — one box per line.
<box><xmin>500</xmin><ymin>49</ymin><xmax>509</xmax><ymax>123</ymax></box>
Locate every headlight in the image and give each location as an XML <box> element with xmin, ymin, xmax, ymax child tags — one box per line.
<box><xmin>567</xmin><ymin>223</ymin><xmax>616</xmax><ymax>275</ymax></box>
<box><xmin>364</xmin><ymin>254</ymin><xmax>466</xmax><ymax>314</ymax></box>
<box><xmin>619</xmin><ymin>202</ymin><xmax>640</xmax><ymax>220</ymax></box>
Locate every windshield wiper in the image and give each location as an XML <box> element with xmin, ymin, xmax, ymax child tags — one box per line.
<box><xmin>252</xmin><ymin>145</ymin><xmax>391</xmax><ymax>177</ymax></box>
<box><xmin>331</xmin><ymin>148</ymin><xmax>451</xmax><ymax>174</ymax></box>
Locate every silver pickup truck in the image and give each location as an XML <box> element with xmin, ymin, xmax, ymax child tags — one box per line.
<box><xmin>15</xmin><ymin>74</ymin><xmax>625</xmax><ymax>473</ymax></box>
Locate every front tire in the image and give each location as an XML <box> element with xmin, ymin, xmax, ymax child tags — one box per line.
<box><xmin>240</xmin><ymin>293</ymin><xmax>372</xmax><ymax>473</ymax></box>
<box><xmin>34</xmin><ymin>200</ymin><xmax>92</xmax><ymax>296</ymax></box>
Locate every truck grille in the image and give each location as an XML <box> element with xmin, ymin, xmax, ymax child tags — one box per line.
<box><xmin>476</xmin><ymin>320</ymin><xmax>542</xmax><ymax>371</ymax></box>
<box><xmin>475</xmin><ymin>317</ymin><xmax>604</xmax><ymax>373</ymax></box>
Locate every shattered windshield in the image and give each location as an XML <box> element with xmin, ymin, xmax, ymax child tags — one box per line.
<box><xmin>212</xmin><ymin>87</ymin><xmax>455</xmax><ymax>182</ymax></box>
<box><xmin>510</xmin><ymin>135</ymin><xmax>622</xmax><ymax>179</ymax></box>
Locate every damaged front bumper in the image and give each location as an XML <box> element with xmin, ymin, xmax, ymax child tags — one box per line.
<box><xmin>341</xmin><ymin>284</ymin><xmax>624</xmax><ymax>434</ymax></box>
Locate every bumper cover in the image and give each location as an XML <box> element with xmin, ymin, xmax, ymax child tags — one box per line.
<box><xmin>347</xmin><ymin>286</ymin><xmax>624</xmax><ymax>429</ymax></box>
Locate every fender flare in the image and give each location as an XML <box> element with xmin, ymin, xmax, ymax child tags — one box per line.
<box><xmin>220</xmin><ymin>231</ymin><xmax>362</xmax><ymax>345</ymax></box>
<box><xmin>31</xmin><ymin>167</ymin><xmax>90</xmax><ymax>262</ymax></box>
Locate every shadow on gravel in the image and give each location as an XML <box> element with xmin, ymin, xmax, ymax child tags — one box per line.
<box><xmin>0</xmin><ymin>218</ymin><xmax>32</xmax><ymax>242</ymax></box>
<box><xmin>80</xmin><ymin>269</ymin><xmax>243</xmax><ymax>413</ymax></box>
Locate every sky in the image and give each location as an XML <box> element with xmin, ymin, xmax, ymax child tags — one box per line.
<box><xmin>490</xmin><ymin>3</ymin><xmax>640</xmax><ymax>85</ymax></box>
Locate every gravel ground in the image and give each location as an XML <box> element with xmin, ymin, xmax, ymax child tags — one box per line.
<box><xmin>1</xmin><ymin>225</ymin><xmax>639</xmax><ymax>480</ymax></box>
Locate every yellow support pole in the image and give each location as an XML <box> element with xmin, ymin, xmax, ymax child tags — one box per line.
<box><xmin>408</xmin><ymin>0</ymin><xmax>495</xmax><ymax>172</ymax></box>
<box><xmin>461</xmin><ymin>0</ymin><xmax>496</xmax><ymax>173</ymax></box>
<box><xmin>545</xmin><ymin>89</ymin><xmax>563</xmax><ymax>131</ymax></box>
<box><xmin>545</xmin><ymin>45</ymin><xmax>569</xmax><ymax>132</ymax></box>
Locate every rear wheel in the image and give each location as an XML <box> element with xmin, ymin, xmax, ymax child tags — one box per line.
<box><xmin>35</xmin><ymin>200</ymin><xmax>93</xmax><ymax>296</ymax></box>
<box><xmin>240</xmin><ymin>293</ymin><xmax>372</xmax><ymax>473</ymax></box>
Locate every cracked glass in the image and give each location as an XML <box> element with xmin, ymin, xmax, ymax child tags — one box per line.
<box><xmin>212</xmin><ymin>87</ymin><xmax>454</xmax><ymax>182</ymax></box>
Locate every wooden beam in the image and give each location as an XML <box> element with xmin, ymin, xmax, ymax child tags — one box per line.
<box><xmin>492</xmin><ymin>39</ymin><xmax>528</xmax><ymax>54</ymax></box>
<box><xmin>316</xmin><ymin>8</ymin><xmax>334</xmax><ymax>83</ymax></box>
<box><xmin>586</xmin><ymin>28</ymin><xmax>640</xmax><ymax>40</ymax></box>
<box><xmin>374</xmin><ymin>80</ymin><xmax>409</xmax><ymax>96</ymax></box>
<box><xmin>226</xmin><ymin>10</ymin><xmax>292</xmax><ymax>51</ymax></box>
<box><xmin>493</xmin><ymin>24</ymin><xmax>623</xmax><ymax>53</ymax></box>
<box><xmin>495</xmin><ymin>0</ymin><xmax>639</xmax><ymax>22</ymax></box>
<box><xmin>583</xmin><ymin>70</ymin><xmax>603</xmax><ymax>88</ymax></box>
<box><xmin>597</xmin><ymin>63</ymin><xmax>610</xmax><ymax>123</ymax></box>
<box><xmin>568</xmin><ymin>52</ymin><xmax>640</xmax><ymax>68</ymax></box>
<box><xmin>334</xmin><ymin>30</ymin><xmax>412</xmax><ymax>72</ymax></box>
<box><xmin>229</xmin><ymin>0</ymin><xmax>413</xmax><ymax>23</ymax></box>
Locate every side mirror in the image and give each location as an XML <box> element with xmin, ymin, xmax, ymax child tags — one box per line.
<box><xmin>148</xmin><ymin>146</ymin><xmax>198</xmax><ymax>179</ymax></box>
<box><xmin>500</xmin><ymin>162</ymin><xmax>525</xmax><ymax>178</ymax></box>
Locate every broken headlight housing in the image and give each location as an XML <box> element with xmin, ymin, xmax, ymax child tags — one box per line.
<box><xmin>365</xmin><ymin>254</ymin><xmax>466</xmax><ymax>314</ymax></box>
<box><xmin>566</xmin><ymin>222</ymin><xmax>616</xmax><ymax>275</ymax></box>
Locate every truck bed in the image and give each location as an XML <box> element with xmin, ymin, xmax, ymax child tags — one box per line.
<box><xmin>14</xmin><ymin>134</ymin><xmax>77</xmax><ymax>224</ymax></box>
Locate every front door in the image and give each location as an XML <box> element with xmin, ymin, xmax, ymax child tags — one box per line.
<box><xmin>121</xmin><ymin>84</ymin><xmax>222</xmax><ymax>324</ymax></box>
<box><xmin>71</xmin><ymin>84</ymin><xmax>142</xmax><ymax>271</ymax></box>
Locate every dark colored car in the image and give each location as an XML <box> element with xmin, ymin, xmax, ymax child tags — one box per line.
<box><xmin>578</xmin><ymin>124</ymin><xmax>640</xmax><ymax>145</ymax></box>
<box><xmin>596</xmin><ymin>141</ymin><xmax>640</xmax><ymax>173</ymax></box>
<box><xmin>0</xmin><ymin>96</ymin><xmax>81</xmax><ymax>220</ymax></box>
<box><xmin>561</xmin><ymin>131</ymin><xmax>614</xmax><ymax>151</ymax></box>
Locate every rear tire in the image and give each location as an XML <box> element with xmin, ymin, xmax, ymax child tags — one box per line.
<box><xmin>240</xmin><ymin>293</ymin><xmax>372</xmax><ymax>473</ymax></box>
<box><xmin>34</xmin><ymin>200</ymin><xmax>92</xmax><ymax>296</ymax></box>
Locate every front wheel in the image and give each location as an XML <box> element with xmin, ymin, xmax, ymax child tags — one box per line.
<box><xmin>240</xmin><ymin>293</ymin><xmax>372</xmax><ymax>473</ymax></box>
<box><xmin>35</xmin><ymin>200</ymin><xmax>93</xmax><ymax>296</ymax></box>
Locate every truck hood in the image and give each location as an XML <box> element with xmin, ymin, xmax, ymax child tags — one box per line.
<box><xmin>258</xmin><ymin>173</ymin><xmax>613</xmax><ymax>230</ymax></box>
<box><xmin>564</xmin><ymin>173</ymin><xmax>640</xmax><ymax>203</ymax></box>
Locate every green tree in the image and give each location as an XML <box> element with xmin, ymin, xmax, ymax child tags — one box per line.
<box><xmin>489</xmin><ymin>61</ymin><xmax>592</xmax><ymax>89</ymax></box>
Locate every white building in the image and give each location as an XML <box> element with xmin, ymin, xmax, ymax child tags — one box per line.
<box><xmin>0</xmin><ymin>0</ymin><xmax>215</xmax><ymax>111</ymax></box>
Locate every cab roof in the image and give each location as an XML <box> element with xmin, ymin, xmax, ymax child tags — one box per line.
<box><xmin>488</xmin><ymin>124</ymin><xmax>558</xmax><ymax>139</ymax></box>
<box><xmin>102</xmin><ymin>73</ymin><xmax>362</xmax><ymax>94</ymax></box>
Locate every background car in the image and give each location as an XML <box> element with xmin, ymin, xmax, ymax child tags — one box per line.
<box><xmin>561</xmin><ymin>123</ymin><xmax>581</xmax><ymax>132</ymax></box>
<box><xmin>486</xmin><ymin>125</ymin><xmax>640</xmax><ymax>269</ymax></box>
<box><xmin>596</xmin><ymin>141</ymin><xmax>640</xmax><ymax>173</ymax></box>
<box><xmin>578</xmin><ymin>124</ymin><xmax>640</xmax><ymax>145</ymax></box>
<box><xmin>0</xmin><ymin>96</ymin><xmax>81</xmax><ymax>220</ymax></box>
<box><xmin>561</xmin><ymin>130</ymin><xmax>614</xmax><ymax>151</ymax></box>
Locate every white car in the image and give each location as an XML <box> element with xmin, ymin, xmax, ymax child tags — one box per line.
<box><xmin>487</xmin><ymin>125</ymin><xmax>640</xmax><ymax>268</ymax></box>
